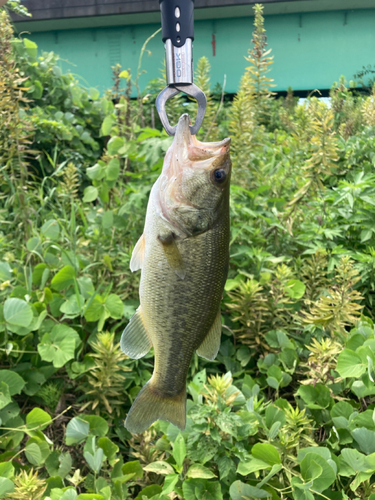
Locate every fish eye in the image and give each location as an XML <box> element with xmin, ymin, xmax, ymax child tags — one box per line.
<box><xmin>213</xmin><ymin>168</ymin><xmax>226</xmax><ymax>184</ymax></box>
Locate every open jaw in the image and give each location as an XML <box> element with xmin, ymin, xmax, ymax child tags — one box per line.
<box><xmin>163</xmin><ymin>114</ymin><xmax>231</xmax><ymax>179</ymax></box>
<box><xmin>176</xmin><ymin>113</ymin><xmax>230</xmax><ymax>161</ymax></box>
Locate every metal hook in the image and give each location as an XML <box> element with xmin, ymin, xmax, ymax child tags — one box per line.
<box><xmin>156</xmin><ymin>83</ymin><xmax>207</xmax><ymax>136</ymax></box>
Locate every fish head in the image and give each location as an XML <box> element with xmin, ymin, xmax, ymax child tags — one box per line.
<box><xmin>158</xmin><ymin>114</ymin><xmax>231</xmax><ymax>236</ymax></box>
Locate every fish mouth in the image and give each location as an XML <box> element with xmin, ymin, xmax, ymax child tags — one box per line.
<box><xmin>175</xmin><ymin>113</ymin><xmax>230</xmax><ymax>161</ymax></box>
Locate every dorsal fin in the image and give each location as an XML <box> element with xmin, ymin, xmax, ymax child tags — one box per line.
<box><xmin>130</xmin><ymin>234</ymin><xmax>145</xmax><ymax>272</ymax></box>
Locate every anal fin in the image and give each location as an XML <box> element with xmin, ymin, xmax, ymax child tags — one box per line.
<box><xmin>196</xmin><ymin>309</ymin><xmax>222</xmax><ymax>361</ymax></box>
<box><xmin>158</xmin><ymin>231</ymin><xmax>186</xmax><ymax>279</ymax></box>
<box><xmin>130</xmin><ymin>234</ymin><xmax>145</xmax><ymax>272</ymax></box>
<box><xmin>120</xmin><ymin>307</ymin><xmax>152</xmax><ymax>359</ymax></box>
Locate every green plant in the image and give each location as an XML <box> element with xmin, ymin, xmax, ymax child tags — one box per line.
<box><xmin>229</xmin><ymin>3</ymin><xmax>275</xmax><ymax>181</ymax></box>
<box><xmin>302</xmin><ymin>256</ymin><xmax>364</xmax><ymax>336</ymax></box>
<box><xmin>0</xmin><ymin>10</ymin><xmax>34</xmax><ymax>242</ymax></box>
<box><xmin>79</xmin><ymin>332</ymin><xmax>132</xmax><ymax>417</ymax></box>
<box><xmin>7</xmin><ymin>469</ymin><xmax>46</xmax><ymax>500</ymax></box>
<box><xmin>288</xmin><ymin>102</ymin><xmax>339</xmax><ymax>207</ymax></box>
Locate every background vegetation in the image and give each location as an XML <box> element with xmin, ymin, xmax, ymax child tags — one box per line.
<box><xmin>1</xmin><ymin>2</ymin><xmax>375</xmax><ymax>499</ymax></box>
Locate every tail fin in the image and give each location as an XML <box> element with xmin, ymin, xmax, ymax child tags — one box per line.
<box><xmin>125</xmin><ymin>380</ymin><xmax>186</xmax><ymax>434</ymax></box>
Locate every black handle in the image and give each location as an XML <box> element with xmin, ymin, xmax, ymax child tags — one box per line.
<box><xmin>159</xmin><ymin>0</ymin><xmax>194</xmax><ymax>47</ymax></box>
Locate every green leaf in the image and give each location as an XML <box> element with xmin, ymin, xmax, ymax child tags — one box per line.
<box><xmin>297</xmin><ymin>447</ymin><xmax>331</xmax><ymax>462</ymax></box>
<box><xmin>135</xmin><ymin>485</ymin><xmax>162</xmax><ymax>500</ymax></box>
<box><xmin>0</xmin><ymin>371</ymin><xmax>25</xmax><ymax>396</ymax></box>
<box><xmin>285</xmin><ymin>279</ymin><xmax>306</xmax><ymax>299</ymax></box>
<box><xmin>143</xmin><ymin>461</ymin><xmax>174</xmax><ymax>475</ymax></box>
<box><xmin>0</xmin><ymin>382</ymin><xmax>12</xmax><ymax>410</ymax></box>
<box><xmin>97</xmin><ymin>437</ymin><xmax>118</xmax><ymax>460</ymax></box>
<box><xmin>76</xmin><ymin>495</ymin><xmax>104</xmax><ymax>500</ymax></box>
<box><xmin>0</xmin><ymin>262</ymin><xmax>11</xmax><ymax>282</ymax></box>
<box><xmin>23</xmin><ymin>38</ymin><xmax>37</xmax><ymax>58</ymax></box>
<box><xmin>265</xmin><ymin>404</ymin><xmax>286</xmax><ymax>428</ymax></box>
<box><xmin>105</xmin><ymin>294</ymin><xmax>124</xmax><ymax>319</ymax></box>
<box><xmin>301</xmin><ymin>453</ymin><xmax>336</xmax><ymax>492</ymax></box>
<box><xmin>26</xmin><ymin>408</ymin><xmax>51</xmax><ymax>431</ymax></box>
<box><xmin>351</xmin><ymin>379</ymin><xmax>375</xmax><ymax>398</ymax></box>
<box><xmin>258</xmin><ymin>463</ymin><xmax>283</xmax><ymax>488</ymax></box>
<box><xmin>237</xmin><ymin>458</ymin><xmax>271</xmax><ymax>475</ymax></box>
<box><xmin>46</xmin><ymin>451</ymin><xmax>72</xmax><ymax>479</ymax></box>
<box><xmin>101</xmin><ymin>115</ymin><xmax>115</xmax><ymax>136</ymax></box>
<box><xmin>89</xmin><ymin>88</ymin><xmax>100</xmax><ymax>100</ymax></box>
<box><xmin>3</xmin><ymin>298</ymin><xmax>33</xmax><ymax>327</ymax></box>
<box><xmin>51</xmin><ymin>265</ymin><xmax>76</xmax><ymax>291</ymax></box>
<box><xmin>337</xmin><ymin>349</ymin><xmax>366</xmax><ymax>378</ymax></box>
<box><xmin>331</xmin><ymin>401</ymin><xmax>354</xmax><ymax>429</ymax></box>
<box><xmin>183</xmin><ymin>479</ymin><xmax>223</xmax><ymax>500</ymax></box>
<box><xmin>77</xmin><ymin>277</ymin><xmax>95</xmax><ymax>299</ymax></box>
<box><xmin>0</xmin><ymin>402</ymin><xmax>19</xmax><ymax>424</ymax></box>
<box><xmin>38</xmin><ymin>324</ymin><xmax>79</xmax><ymax>368</ymax></box>
<box><xmin>173</xmin><ymin>433</ymin><xmax>186</xmax><ymax>471</ymax></box>
<box><xmin>107</xmin><ymin>136</ymin><xmax>125</xmax><ymax>155</ymax></box>
<box><xmin>84</xmin><ymin>296</ymin><xmax>104</xmax><ymax>322</ymax></box>
<box><xmin>84</xmin><ymin>448</ymin><xmax>104</xmax><ymax>474</ymax></box>
<box><xmin>122</xmin><ymin>460</ymin><xmax>143</xmax><ymax>480</ymax></box>
<box><xmin>341</xmin><ymin>448</ymin><xmax>367</xmax><ymax>472</ymax></box>
<box><xmin>32</xmin><ymin>263</ymin><xmax>47</xmax><ymax>286</ymax></box>
<box><xmin>251</xmin><ymin>443</ymin><xmax>281</xmax><ymax>465</ymax></box>
<box><xmin>291</xmin><ymin>477</ymin><xmax>314</xmax><ymax>500</ymax></box>
<box><xmin>60</xmin><ymin>294</ymin><xmax>85</xmax><ymax>317</ymax></box>
<box><xmin>0</xmin><ymin>462</ymin><xmax>14</xmax><ymax>479</ymax></box>
<box><xmin>352</xmin><ymin>427</ymin><xmax>375</xmax><ymax>455</ymax></box>
<box><xmin>162</xmin><ymin>473</ymin><xmax>179</xmax><ymax>495</ymax></box>
<box><xmin>301</xmin><ymin>457</ymin><xmax>323</xmax><ymax>482</ymax></box>
<box><xmin>106</xmin><ymin>158</ymin><xmax>120</xmax><ymax>181</ymax></box>
<box><xmin>41</xmin><ymin>219</ymin><xmax>60</xmax><ymax>240</ymax></box>
<box><xmin>84</xmin><ymin>294</ymin><xmax>123</xmax><ymax>324</ymax></box>
<box><xmin>229</xmin><ymin>480</ymin><xmax>271</xmax><ymax>500</ymax></box>
<box><xmin>87</xmin><ymin>163</ymin><xmax>105</xmax><ymax>181</ymax></box>
<box><xmin>25</xmin><ymin>442</ymin><xmax>42</xmax><ymax>465</ymax></box>
<box><xmin>296</xmin><ymin>384</ymin><xmax>332</xmax><ymax>409</ymax></box>
<box><xmin>265</xmin><ymin>330</ymin><xmax>294</xmax><ymax>350</ymax></box>
<box><xmin>81</xmin><ymin>415</ymin><xmax>108</xmax><ymax>437</ymax></box>
<box><xmin>58</xmin><ymin>489</ymin><xmax>77</xmax><ymax>500</ymax></box>
<box><xmin>83</xmin><ymin>186</ymin><xmax>98</xmax><ymax>203</ymax></box>
<box><xmin>102</xmin><ymin>211</ymin><xmax>113</xmax><ymax>230</ymax></box>
<box><xmin>26</xmin><ymin>236</ymin><xmax>41</xmax><ymax>252</ymax></box>
<box><xmin>31</xmin><ymin>80</ymin><xmax>43</xmax><ymax>99</ymax></box>
<box><xmin>0</xmin><ymin>477</ymin><xmax>15</xmax><ymax>498</ymax></box>
<box><xmin>65</xmin><ymin>417</ymin><xmax>90</xmax><ymax>445</ymax></box>
<box><xmin>186</xmin><ymin>464</ymin><xmax>216</xmax><ymax>479</ymax></box>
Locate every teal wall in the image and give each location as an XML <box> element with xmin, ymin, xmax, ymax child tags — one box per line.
<box><xmin>26</xmin><ymin>9</ymin><xmax>375</xmax><ymax>94</ymax></box>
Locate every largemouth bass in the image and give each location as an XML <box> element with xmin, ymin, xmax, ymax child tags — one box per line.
<box><xmin>121</xmin><ymin>113</ymin><xmax>231</xmax><ymax>434</ymax></box>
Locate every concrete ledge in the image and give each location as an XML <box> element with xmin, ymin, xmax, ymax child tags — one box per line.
<box><xmin>10</xmin><ymin>0</ymin><xmax>309</xmax><ymax>23</ymax></box>
<box><xmin>11</xmin><ymin>0</ymin><xmax>375</xmax><ymax>33</ymax></box>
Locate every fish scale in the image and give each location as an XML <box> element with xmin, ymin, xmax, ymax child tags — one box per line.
<box><xmin>121</xmin><ymin>114</ymin><xmax>231</xmax><ymax>434</ymax></box>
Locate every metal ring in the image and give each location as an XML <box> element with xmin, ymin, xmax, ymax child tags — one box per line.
<box><xmin>156</xmin><ymin>83</ymin><xmax>207</xmax><ymax>136</ymax></box>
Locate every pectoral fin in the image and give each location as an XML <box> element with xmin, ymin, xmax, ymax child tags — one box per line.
<box><xmin>196</xmin><ymin>309</ymin><xmax>222</xmax><ymax>361</ymax></box>
<box><xmin>158</xmin><ymin>231</ymin><xmax>186</xmax><ymax>279</ymax></box>
<box><xmin>130</xmin><ymin>234</ymin><xmax>145</xmax><ymax>272</ymax></box>
<box><xmin>120</xmin><ymin>307</ymin><xmax>152</xmax><ymax>359</ymax></box>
